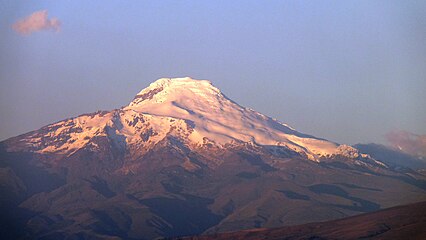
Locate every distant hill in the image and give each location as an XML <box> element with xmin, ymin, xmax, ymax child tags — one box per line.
<box><xmin>177</xmin><ymin>201</ymin><xmax>426</xmax><ymax>240</ymax></box>
<box><xmin>354</xmin><ymin>143</ymin><xmax>426</xmax><ymax>170</ymax></box>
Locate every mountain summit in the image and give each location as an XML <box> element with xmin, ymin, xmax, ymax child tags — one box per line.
<box><xmin>127</xmin><ymin>77</ymin><xmax>346</xmax><ymax>160</ymax></box>
<box><xmin>7</xmin><ymin>77</ymin><xmax>363</xmax><ymax>162</ymax></box>
<box><xmin>1</xmin><ymin>77</ymin><xmax>424</xmax><ymax>239</ymax></box>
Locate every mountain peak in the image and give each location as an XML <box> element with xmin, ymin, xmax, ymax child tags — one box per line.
<box><xmin>122</xmin><ymin>77</ymin><xmax>344</xmax><ymax>160</ymax></box>
<box><xmin>128</xmin><ymin>77</ymin><xmax>221</xmax><ymax>108</ymax></box>
<box><xmin>145</xmin><ymin>77</ymin><xmax>214</xmax><ymax>90</ymax></box>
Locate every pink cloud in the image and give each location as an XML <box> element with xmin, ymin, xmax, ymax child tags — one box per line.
<box><xmin>12</xmin><ymin>10</ymin><xmax>61</xmax><ymax>35</ymax></box>
<box><xmin>385</xmin><ymin>130</ymin><xmax>426</xmax><ymax>158</ymax></box>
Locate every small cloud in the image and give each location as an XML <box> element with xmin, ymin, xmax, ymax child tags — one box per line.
<box><xmin>385</xmin><ymin>130</ymin><xmax>426</xmax><ymax>159</ymax></box>
<box><xmin>12</xmin><ymin>10</ymin><xmax>61</xmax><ymax>35</ymax></box>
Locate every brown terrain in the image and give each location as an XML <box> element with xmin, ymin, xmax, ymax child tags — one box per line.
<box><xmin>177</xmin><ymin>201</ymin><xmax>426</xmax><ymax>240</ymax></box>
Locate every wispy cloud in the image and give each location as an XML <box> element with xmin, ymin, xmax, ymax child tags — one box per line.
<box><xmin>12</xmin><ymin>10</ymin><xmax>61</xmax><ymax>35</ymax></box>
<box><xmin>385</xmin><ymin>130</ymin><xmax>426</xmax><ymax>158</ymax></box>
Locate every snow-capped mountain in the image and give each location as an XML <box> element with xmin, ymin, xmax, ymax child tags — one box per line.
<box><xmin>6</xmin><ymin>77</ymin><xmax>367</xmax><ymax>162</ymax></box>
<box><xmin>1</xmin><ymin>77</ymin><xmax>424</xmax><ymax>239</ymax></box>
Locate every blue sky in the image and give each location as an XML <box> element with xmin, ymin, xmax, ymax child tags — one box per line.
<box><xmin>1</xmin><ymin>0</ymin><xmax>425</xmax><ymax>145</ymax></box>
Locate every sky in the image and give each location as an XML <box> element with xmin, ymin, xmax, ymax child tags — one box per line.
<box><xmin>1</xmin><ymin>0</ymin><xmax>425</xmax><ymax>146</ymax></box>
